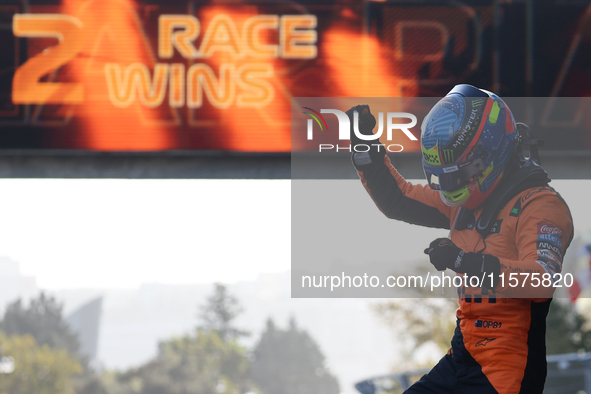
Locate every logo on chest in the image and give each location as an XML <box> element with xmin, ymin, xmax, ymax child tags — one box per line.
<box><xmin>489</xmin><ymin>219</ymin><xmax>503</xmax><ymax>234</ymax></box>
<box><xmin>466</xmin><ymin>215</ymin><xmax>476</xmax><ymax>230</ymax></box>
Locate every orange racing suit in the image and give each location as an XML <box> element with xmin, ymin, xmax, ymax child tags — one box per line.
<box><xmin>356</xmin><ymin>154</ymin><xmax>573</xmax><ymax>394</ymax></box>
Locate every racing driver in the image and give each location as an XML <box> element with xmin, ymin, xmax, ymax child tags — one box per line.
<box><xmin>348</xmin><ymin>84</ymin><xmax>574</xmax><ymax>393</ymax></box>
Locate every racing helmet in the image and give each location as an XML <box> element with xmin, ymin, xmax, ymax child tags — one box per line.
<box><xmin>421</xmin><ymin>84</ymin><xmax>517</xmax><ymax>210</ymax></box>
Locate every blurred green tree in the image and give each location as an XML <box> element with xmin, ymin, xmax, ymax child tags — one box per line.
<box><xmin>199</xmin><ymin>283</ymin><xmax>249</xmax><ymax>342</ymax></box>
<box><xmin>104</xmin><ymin>329</ymin><xmax>252</xmax><ymax>394</ymax></box>
<box><xmin>372</xmin><ymin>298</ymin><xmax>457</xmax><ymax>369</ymax></box>
<box><xmin>0</xmin><ymin>292</ymin><xmax>80</xmax><ymax>356</ymax></box>
<box><xmin>250</xmin><ymin>317</ymin><xmax>340</xmax><ymax>394</ymax></box>
<box><xmin>546</xmin><ymin>299</ymin><xmax>591</xmax><ymax>354</ymax></box>
<box><xmin>0</xmin><ymin>293</ymin><xmax>107</xmax><ymax>394</ymax></box>
<box><xmin>0</xmin><ymin>331</ymin><xmax>82</xmax><ymax>394</ymax></box>
<box><xmin>102</xmin><ymin>283</ymin><xmax>255</xmax><ymax>394</ymax></box>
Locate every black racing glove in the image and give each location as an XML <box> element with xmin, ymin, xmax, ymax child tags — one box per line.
<box><xmin>424</xmin><ymin>238</ymin><xmax>501</xmax><ymax>289</ymax></box>
<box><xmin>345</xmin><ymin>105</ymin><xmax>385</xmax><ymax>168</ymax></box>
<box><xmin>424</xmin><ymin>238</ymin><xmax>462</xmax><ymax>272</ymax></box>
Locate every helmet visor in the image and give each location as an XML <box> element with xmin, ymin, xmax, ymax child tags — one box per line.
<box><xmin>424</xmin><ymin>157</ymin><xmax>486</xmax><ymax>192</ymax></box>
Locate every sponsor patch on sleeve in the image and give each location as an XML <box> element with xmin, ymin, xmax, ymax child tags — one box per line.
<box><xmin>537</xmin><ymin>222</ymin><xmax>564</xmax><ymax>237</ymax></box>
<box><xmin>537</xmin><ymin>242</ymin><xmax>563</xmax><ymax>259</ymax></box>
<box><xmin>537</xmin><ymin>222</ymin><xmax>565</xmax><ymax>261</ymax></box>
<box><xmin>537</xmin><ymin>249</ymin><xmax>562</xmax><ymax>266</ymax></box>
<box><xmin>537</xmin><ymin>233</ymin><xmax>563</xmax><ymax>249</ymax></box>
<box><xmin>536</xmin><ymin>255</ymin><xmax>561</xmax><ymax>275</ymax></box>
<box><xmin>535</xmin><ymin>257</ymin><xmax>561</xmax><ymax>285</ymax></box>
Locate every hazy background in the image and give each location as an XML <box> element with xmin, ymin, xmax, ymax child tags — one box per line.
<box><xmin>0</xmin><ymin>178</ymin><xmax>590</xmax><ymax>393</ymax></box>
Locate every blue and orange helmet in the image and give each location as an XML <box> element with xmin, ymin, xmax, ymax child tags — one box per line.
<box><xmin>421</xmin><ymin>84</ymin><xmax>517</xmax><ymax>210</ymax></box>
